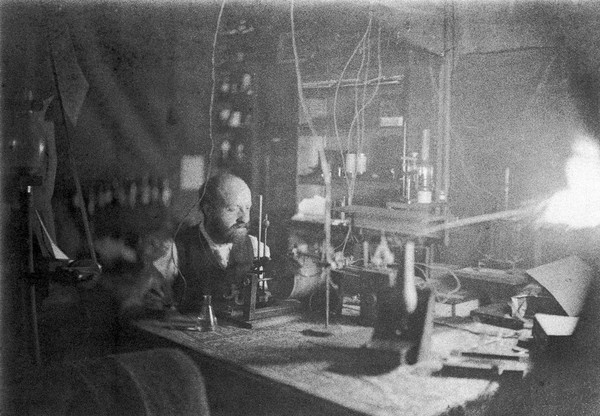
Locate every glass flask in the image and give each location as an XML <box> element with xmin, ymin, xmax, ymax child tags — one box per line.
<box><xmin>197</xmin><ymin>295</ymin><xmax>217</xmax><ymax>332</ymax></box>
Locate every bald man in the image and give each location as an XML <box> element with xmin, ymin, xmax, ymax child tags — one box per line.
<box><xmin>153</xmin><ymin>173</ymin><xmax>269</xmax><ymax>313</ymax></box>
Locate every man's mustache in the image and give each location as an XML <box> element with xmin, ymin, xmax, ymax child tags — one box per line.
<box><xmin>232</xmin><ymin>222</ymin><xmax>249</xmax><ymax>230</ymax></box>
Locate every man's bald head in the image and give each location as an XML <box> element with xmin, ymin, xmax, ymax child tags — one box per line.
<box><xmin>199</xmin><ymin>173</ymin><xmax>252</xmax><ymax>244</ymax></box>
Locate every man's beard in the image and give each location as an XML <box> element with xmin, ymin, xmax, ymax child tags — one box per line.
<box><xmin>230</xmin><ymin>223</ymin><xmax>249</xmax><ymax>238</ymax></box>
<box><xmin>208</xmin><ymin>221</ymin><xmax>248</xmax><ymax>243</ymax></box>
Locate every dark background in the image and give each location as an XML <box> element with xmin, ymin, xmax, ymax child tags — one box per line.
<box><xmin>3</xmin><ymin>0</ymin><xmax>600</xmax><ymax>412</ymax></box>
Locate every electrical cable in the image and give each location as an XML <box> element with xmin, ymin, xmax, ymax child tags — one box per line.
<box><xmin>170</xmin><ymin>0</ymin><xmax>227</xmax><ymax>303</ymax></box>
<box><xmin>358</xmin><ymin>14</ymin><xmax>373</xmax><ymax>161</ymax></box>
<box><xmin>355</xmin><ymin>22</ymin><xmax>386</xmax><ymax>192</ymax></box>
<box><xmin>336</xmin><ymin>19</ymin><xmax>374</xmax><ymax>254</ymax></box>
<box><xmin>339</xmin><ymin>25</ymin><xmax>383</xmax><ymax>255</ymax></box>
<box><xmin>335</xmin><ymin>226</ymin><xmax>353</xmax><ymax>252</ymax></box>
<box><xmin>352</xmin><ymin>27</ymin><xmax>369</xmax><ymax>146</ymax></box>
<box><xmin>291</xmin><ymin>0</ymin><xmax>334</xmax><ymax>326</ymax></box>
<box><xmin>346</xmin><ymin>21</ymin><xmax>385</xmax><ymax>207</ymax></box>
<box><xmin>205</xmin><ymin>0</ymin><xmax>227</xmax><ymax>201</ymax></box>
<box><xmin>415</xmin><ymin>262</ymin><xmax>462</xmax><ymax>304</ymax></box>
<box><xmin>332</xmin><ymin>21</ymin><xmax>371</xmax><ymax>194</ymax></box>
<box><xmin>330</xmin><ymin>24</ymin><xmax>382</xmax><ymax>206</ymax></box>
<box><xmin>347</xmin><ymin>30</ymin><xmax>370</xmax><ymax>204</ymax></box>
<box><xmin>360</xmin><ymin>25</ymin><xmax>384</xmax><ymax>124</ymax></box>
<box><xmin>347</xmin><ymin>17</ymin><xmax>371</xmax><ymax>161</ymax></box>
<box><xmin>290</xmin><ymin>7</ymin><xmax>394</xmax><ymax>314</ymax></box>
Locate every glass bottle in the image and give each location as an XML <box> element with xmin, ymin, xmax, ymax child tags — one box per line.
<box><xmin>404</xmin><ymin>152</ymin><xmax>419</xmax><ymax>202</ymax></box>
<box><xmin>417</xmin><ymin>129</ymin><xmax>434</xmax><ymax>204</ymax></box>
<box><xmin>197</xmin><ymin>295</ymin><xmax>217</xmax><ymax>332</ymax></box>
<box><xmin>417</xmin><ymin>158</ymin><xmax>434</xmax><ymax>203</ymax></box>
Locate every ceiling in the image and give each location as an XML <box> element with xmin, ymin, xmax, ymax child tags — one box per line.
<box><xmin>287</xmin><ymin>0</ymin><xmax>600</xmax><ymax>72</ymax></box>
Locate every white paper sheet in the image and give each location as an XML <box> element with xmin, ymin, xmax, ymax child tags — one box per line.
<box><xmin>36</xmin><ymin>210</ymin><xmax>70</xmax><ymax>261</ymax></box>
<box><xmin>527</xmin><ymin>256</ymin><xmax>593</xmax><ymax>317</ymax></box>
<box><xmin>180</xmin><ymin>155</ymin><xmax>205</xmax><ymax>190</ymax></box>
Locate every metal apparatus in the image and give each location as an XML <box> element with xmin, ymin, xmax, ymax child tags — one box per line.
<box><xmin>337</xmin><ymin>205</ymin><xmax>445</xmax><ymax>366</ymax></box>
<box><xmin>216</xmin><ymin>196</ymin><xmax>302</xmax><ymax>328</ymax></box>
<box><xmin>363</xmin><ymin>241</ymin><xmax>436</xmax><ymax>366</ymax></box>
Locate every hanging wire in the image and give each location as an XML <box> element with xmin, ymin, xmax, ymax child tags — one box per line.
<box><xmin>339</xmin><ymin>25</ymin><xmax>383</xmax><ymax>256</ymax></box>
<box><xmin>415</xmin><ymin>262</ymin><xmax>462</xmax><ymax>304</ymax></box>
<box><xmin>332</xmin><ymin>19</ymin><xmax>372</xmax><ymax>194</ymax></box>
<box><xmin>291</xmin><ymin>0</ymin><xmax>334</xmax><ymax>326</ymax></box>
<box><xmin>169</xmin><ymin>0</ymin><xmax>227</xmax><ymax>300</ymax></box>
<box><xmin>358</xmin><ymin>15</ymin><xmax>373</xmax><ymax>160</ymax></box>
<box><xmin>330</xmin><ymin>21</ymin><xmax>383</xmax><ymax>204</ymax></box>
<box><xmin>343</xmin><ymin>19</ymin><xmax>386</xmax><ymax>208</ymax></box>
<box><xmin>346</xmin><ymin>28</ymin><xmax>370</xmax><ymax>203</ymax></box>
<box><xmin>346</xmin><ymin>17</ymin><xmax>370</xmax><ymax>161</ymax></box>
<box><xmin>205</xmin><ymin>0</ymin><xmax>227</xmax><ymax>199</ymax></box>
<box><xmin>351</xmin><ymin>26</ymin><xmax>369</xmax><ymax>150</ymax></box>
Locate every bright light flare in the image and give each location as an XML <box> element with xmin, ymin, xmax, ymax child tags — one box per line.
<box><xmin>542</xmin><ymin>136</ymin><xmax>600</xmax><ymax>229</ymax></box>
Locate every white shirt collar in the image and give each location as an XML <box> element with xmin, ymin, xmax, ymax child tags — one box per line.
<box><xmin>198</xmin><ymin>220</ymin><xmax>232</xmax><ymax>268</ymax></box>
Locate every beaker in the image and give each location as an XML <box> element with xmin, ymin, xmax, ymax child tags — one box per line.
<box><xmin>197</xmin><ymin>295</ymin><xmax>217</xmax><ymax>332</ymax></box>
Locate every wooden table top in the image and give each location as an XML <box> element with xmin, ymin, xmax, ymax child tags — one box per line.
<box><xmin>132</xmin><ymin>314</ymin><xmax>528</xmax><ymax>416</ymax></box>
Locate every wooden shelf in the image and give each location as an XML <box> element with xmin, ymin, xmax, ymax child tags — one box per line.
<box><xmin>338</xmin><ymin>204</ymin><xmax>449</xmax><ymax>239</ymax></box>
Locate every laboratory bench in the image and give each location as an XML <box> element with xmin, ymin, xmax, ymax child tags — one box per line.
<box><xmin>119</xmin><ymin>312</ymin><xmax>529</xmax><ymax>416</ymax></box>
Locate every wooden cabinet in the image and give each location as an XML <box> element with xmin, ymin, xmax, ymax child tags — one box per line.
<box><xmin>212</xmin><ymin>24</ymin><xmax>259</xmax><ymax>186</ymax></box>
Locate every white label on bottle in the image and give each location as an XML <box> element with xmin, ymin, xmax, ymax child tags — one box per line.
<box><xmin>417</xmin><ymin>190</ymin><xmax>432</xmax><ymax>204</ymax></box>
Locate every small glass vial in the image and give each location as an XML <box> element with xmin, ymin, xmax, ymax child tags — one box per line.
<box><xmin>404</xmin><ymin>152</ymin><xmax>419</xmax><ymax>202</ymax></box>
<box><xmin>357</xmin><ymin>153</ymin><xmax>367</xmax><ymax>176</ymax></box>
<box><xmin>417</xmin><ymin>129</ymin><xmax>434</xmax><ymax>204</ymax></box>
<box><xmin>417</xmin><ymin>161</ymin><xmax>434</xmax><ymax>204</ymax></box>
<box><xmin>197</xmin><ymin>295</ymin><xmax>217</xmax><ymax>332</ymax></box>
